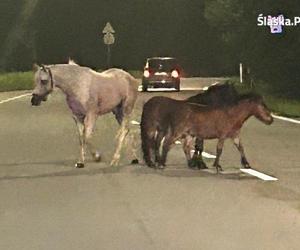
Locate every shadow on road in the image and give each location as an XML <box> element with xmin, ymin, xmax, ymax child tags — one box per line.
<box><xmin>0</xmin><ymin>161</ymin><xmax>255</xmax><ymax>181</ymax></box>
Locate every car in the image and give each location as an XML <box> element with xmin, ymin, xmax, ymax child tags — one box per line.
<box><xmin>142</xmin><ymin>57</ymin><xmax>180</xmax><ymax>91</ymax></box>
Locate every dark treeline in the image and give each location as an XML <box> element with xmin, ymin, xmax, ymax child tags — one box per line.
<box><xmin>0</xmin><ymin>0</ymin><xmax>300</xmax><ymax>96</ymax></box>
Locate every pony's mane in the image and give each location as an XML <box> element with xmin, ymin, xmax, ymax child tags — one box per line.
<box><xmin>186</xmin><ymin>81</ymin><xmax>238</xmax><ymax>107</ymax></box>
<box><xmin>238</xmin><ymin>92</ymin><xmax>263</xmax><ymax>102</ymax></box>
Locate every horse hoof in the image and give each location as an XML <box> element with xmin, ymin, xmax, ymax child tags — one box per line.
<box><xmin>131</xmin><ymin>159</ymin><xmax>139</xmax><ymax>164</ymax></box>
<box><xmin>188</xmin><ymin>159</ymin><xmax>198</xmax><ymax>169</ymax></box>
<box><xmin>110</xmin><ymin>160</ymin><xmax>119</xmax><ymax>166</ymax></box>
<box><xmin>241</xmin><ymin>158</ymin><xmax>251</xmax><ymax>168</ymax></box>
<box><xmin>157</xmin><ymin>162</ymin><xmax>166</xmax><ymax>169</ymax></box>
<box><xmin>242</xmin><ymin>162</ymin><xmax>251</xmax><ymax>169</ymax></box>
<box><xmin>190</xmin><ymin>156</ymin><xmax>208</xmax><ymax>170</ymax></box>
<box><xmin>93</xmin><ymin>151</ymin><xmax>102</xmax><ymax>162</ymax></box>
<box><xmin>198</xmin><ymin>162</ymin><xmax>208</xmax><ymax>170</ymax></box>
<box><xmin>75</xmin><ymin>162</ymin><xmax>85</xmax><ymax>168</ymax></box>
<box><xmin>147</xmin><ymin>162</ymin><xmax>156</xmax><ymax>168</ymax></box>
<box><xmin>214</xmin><ymin>164</ymin><xmax>223</xmax><ymax>173</ymax></box>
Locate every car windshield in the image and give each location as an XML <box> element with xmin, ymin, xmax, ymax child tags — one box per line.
<box><xmin>147</xmin><ymin>59</ymin><xmax>177</xmax><ymax>71</ymax></box>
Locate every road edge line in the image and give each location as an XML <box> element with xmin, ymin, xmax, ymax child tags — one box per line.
<box><xmin>0</xmin><ymin>93</ymin><xmax>32</xmax><ymax>105</ymax></box>
<box><xmin>272</xmin><ymin>114</ymin><xmax>300</xmax><ymax>124</ymax></box>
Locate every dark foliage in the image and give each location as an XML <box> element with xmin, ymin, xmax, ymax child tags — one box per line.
<box><xmin>1</xmin><ymin>0</ymin><xmax>299</xmax><ymax>96</ymax></box>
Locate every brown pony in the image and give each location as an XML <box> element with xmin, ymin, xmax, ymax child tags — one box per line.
<box><xmin>141</xmin><ymin>82</ymin><xmax>238</xmax><ymax>168</ymax></box>
<box><xmin>141</xmin><ymin>93</ymin><xmax>273</xmax><ymax>172</ymax></box>
<box><xmin>185</xmin><ymin>83</ymin><xmax>238</xmax><ymax>167</ymax></box>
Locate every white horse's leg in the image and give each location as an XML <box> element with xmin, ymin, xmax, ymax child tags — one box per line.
<box><xmin>110</xmin><ymin>117</ymin><xmax>129</xmax><ymax>166</ymax></box>
<box><xmin>111</xmin><ymin>90</ymin><xmax>137</xmax><ymax>166</ymax></box>
<box><xmin>130</xmin><ymin>131</ymin><xmax>139</xmax><ymax>162</ymax></box>
<box><xmin>73</xmin><ymin>116</ymin><xmax>85</xmax><ymax>168</ymax></box>
<box><xmin>124</xmin><ymin>127</ymin><xmax>140</xmax><ymax>164</ymax></box>
<box><xmin>84</xmin><ymin>113</ymin><xmax>101</xmax><ymax>162</ymax></box>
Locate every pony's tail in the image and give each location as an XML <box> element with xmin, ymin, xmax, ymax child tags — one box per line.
<box><xmin>140</xmin><ymin>104</ymin><xmax>155</xmax><ymax>167</ymax></box>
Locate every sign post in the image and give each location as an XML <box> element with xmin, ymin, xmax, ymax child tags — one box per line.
<box><xmin>102</xmin><ymin>22</ymin><xmax>115</xmax><ymax>68</ymax></box>
<box><xmin>239</xmin><ymin>63</ymin><xmax>243</xmax><ymax>83</ymax></box>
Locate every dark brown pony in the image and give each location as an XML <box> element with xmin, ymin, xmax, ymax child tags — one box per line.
<box><xmin>141</xmin><ymin>82</ymin><xmax>238</xmax><ymax>168</ymax></box>
<box><xmin>141</xmin><ymin>93</ymin><xmax>273</xmax><ymax>172</ymax></box>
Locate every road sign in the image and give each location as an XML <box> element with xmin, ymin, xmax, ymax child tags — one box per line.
<box><xmin>103</xmin><ymin>32</ymin><xmax>115</xmax><ymax>45</ymax></box>
<box><xmin>102</xmin><ymin>22</ymin><xmax>115</xmax><ymax>68</ymax></box>
<box><xmin>102</xmin><ymin>22</ymin><xmax>115</xmax><ymax>34</ymax></box>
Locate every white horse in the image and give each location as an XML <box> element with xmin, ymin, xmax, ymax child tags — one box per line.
<box><xmin>31</xmin><ymin>62</ymin><xmax>139</xmax><ymax>168</ymax></box>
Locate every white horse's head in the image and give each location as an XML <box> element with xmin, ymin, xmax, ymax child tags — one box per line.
<box><xmin>31</xmin><ymin>64</ymin><xmax>54</xmax><ymax>106</ymax></box>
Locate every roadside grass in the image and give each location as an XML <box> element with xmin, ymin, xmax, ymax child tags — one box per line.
<box><xmin>0</xmin><ymin>71</ymin><xmax>34</xmax><ymax>92</ymax></box>
<box><xmin>0</xmin><ymin>70</ymin><xmax>143</xmax><ymax>93</ymax></box>
<box><xmin>229</xmin><ymin>77</ymin><xmax>300</xmax><ymax>118</ymax></box>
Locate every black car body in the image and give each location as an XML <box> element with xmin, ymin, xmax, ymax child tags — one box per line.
<box><xmin>142</xmin><ymin>57</ymin><xmax>180</xmax><ymax>91</ymax></box>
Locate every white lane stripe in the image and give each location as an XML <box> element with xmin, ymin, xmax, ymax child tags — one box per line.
<box><xmin>0</xmin><ymin>93</ymin><xmax>31</xmax><ymax>104</ymax></box>
<box><xmin>240</xmin><ymin>168</ymin><xmax>278</xmax><ymax>181</ymax></box>
<box><xmin>190</xmin><ymin>149</ymin><xmax>216</xmax><ymax>159</ymax></box>
<box><xmin>131</xmin><ymin>120</ymin><xmax>140</xmax><ymax>125</ymax></box>
<box><xmin>181</xmin><ymin>87</ymin><xmax>204</xmax><ymax>91</ymax></box>
<box><xmin>201</xmin><ymin>152</ymin><xmax>216</xmax><ymax>159</ymax></box>
<box><xmin>146</xmin><ymin>88</ymin><xmax>176</xmax><ymax>91</ymax></box>
<box><xmin>272</xmin><ymin>114</ymin><xmax>300</xmax><ymax>124</ymax></box>
<box><xmin>138</xmin><ymin>81</ymin><xmax>221</xmax><ymax>92</ymax></box>
<box><xmin>138</xmin><ymin>87</ymin><xmax>204</xmax><ymax>92</ymax></box>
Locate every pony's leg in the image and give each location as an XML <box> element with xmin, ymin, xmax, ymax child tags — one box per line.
<box><xmin>159</xmin><ymin>135</ymin><xmax>175</xmax><ymax>168</ymax></box>
<box><xmin>191</xmin><ymin>138</ymin><xmax>207</xmax><ymax>169</ymax></box>
<box><xmin>232</xmin><ymin>136</ymin><xmax>251</xmax><ymax>168</ymax></box>
<box><xmin>192</xmin><ymin>138</ymin><xmax>202</xmax><ymax>158</ymax></box>
<box><xmin>144</xmin><ymin>136</ymin><xmax>156</xmax><ymax>168</ymax></box>
<box><xmin>110</xmin><ymin>117</ymin><xmax>129</xmax><ymax>166</ymax></box>
<box><xmin>140</xmin><ymin>126</ymin><xmax>157</xmax><ymax>167</ymax></box>
<box><xmin>182</xmin><ymin>136</ymin><xmax>194</xmax><ymax>168</ymax></box>
<box><xmin>73</xmin><ymin>116</ymin><xmax>85</xmax><ymax>168</ymax></box>
<box><xmin>213</xmin><ymin>139</ymin><xmax>225</xmax><ymax>173</ymax></box>
<box><xmin>146</xmin><ymin>140</ymin><xmax>155</xmax><ymax>167</ymax></box>
<box><xmin>154</xmin><ymin>131</ymin><xmax>165</xmax><ymax>166</ymax></box>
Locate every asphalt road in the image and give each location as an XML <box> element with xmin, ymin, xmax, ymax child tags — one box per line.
<box><xmin>0</xmin><ymin>78</ymin><xmax>300</xmax><ymax>250</ymax></box>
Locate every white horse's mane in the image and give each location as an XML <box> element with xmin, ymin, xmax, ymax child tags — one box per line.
<box><xmin>68</xmin><ymin>58</ymin><xmax>78</xmax><ymax>65</ymax></box>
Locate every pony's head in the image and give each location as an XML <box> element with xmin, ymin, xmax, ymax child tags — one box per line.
<box><xmin>31</xmin><ymin>64</ymin><xmax>54</xmax><ymax>106</ymax></box>
<box><xmin>249</xmin><ymin>94</ymin><xmax>273</xmax><ymax>125</ymax></box>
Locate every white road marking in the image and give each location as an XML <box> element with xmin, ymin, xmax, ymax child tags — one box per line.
<box><xmin>138</xmin><ymin>86</ymin><xmax>204</xmax><ymax>92</ymax></box>
<box><xmin>180</xmin><ymin>87</ymin><xmax>204</xmax><ymax>91</ymax></box>
<box><xmin>190</xmin><ymin>149</ymin><xmax>216</xmax><ymax>159</ymax></box>
<box><xmin>131</xmin><ymin>120</ymin><xmax>140</xmax><ymax>125</ymax></box>
<box><xmin>138</xmin><ymin>81</ymin><xmax>222</xmax><ymax>92</ymax></box>
<box><xmin>0</xmin><ymin>93</ymin><xmax>31</xmax><ymax>104</ymax></box>
<box><xmin>201</xmin><ymin>152</ymin><xmax>217</xmax><ymax>159</ymax></box>
<box><xmin>272</xmin><ymin>114</ymin><xmax>300</xmax><ymax>124</ymax></box>
<box><xmin>240</xmin><ymin>168</ymin><xmax>278</xmax><ymax>181</ymax></box>
<box><xmin>139</xmin><ymin>87</ymin><xmax>176</xmax><ymax>92</ymax></box>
